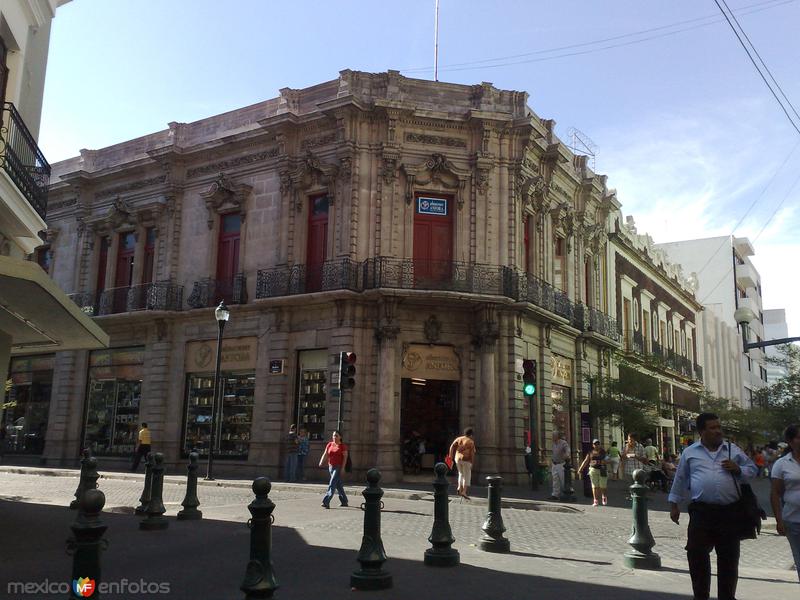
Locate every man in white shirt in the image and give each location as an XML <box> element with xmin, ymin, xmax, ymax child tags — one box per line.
<box><xmin>669</xmin><ymin>413</ymin><xmax>757</xmax><ymax>600</ymax></box>
<box><xmin>548</xmin><ymin>431</ymin><xmax>570</xmax><ymax>500</ymax></box>
<box><xmin>770</xmin><ymin>424</ymin><xmax>800</xmax><ymax>582</ymax></box>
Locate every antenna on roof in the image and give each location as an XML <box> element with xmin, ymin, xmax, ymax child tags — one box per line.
<box><xmin>434</xmin><ymin>0</ymin><xmax>440</xmax><ymax>81</ymax></box>
<box><xmin>566</xmin><ymin>127</ymin><xmax>598</xmax><ymax>171</ymax></box>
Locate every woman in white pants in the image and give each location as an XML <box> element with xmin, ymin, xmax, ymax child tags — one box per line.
<box><xmin>449</xmin><ymin>427</ymin><xmax>476</xmax><ymax>499</ymax></box>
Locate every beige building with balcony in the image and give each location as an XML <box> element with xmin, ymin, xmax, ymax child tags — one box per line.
<box><xmin>0</xmin><ymin>0</ymin><xmax>107</xmax><ymax>457</ymax></box>
<box><xmin>607</xmin><ymin>215</ymin><xmax>705</xmax><ymax>452</ymax></box>
<box><xmin>25</xmin><ymin>70</ymin><xmax>623</xmax><ymax>481</ymax></box>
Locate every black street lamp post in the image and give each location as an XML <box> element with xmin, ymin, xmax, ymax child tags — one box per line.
<box><xmin>734</xmin><ymin>307</ymin><xmax>800</xmax><ymax>353</ymax></box>
<box><xmin>205</xmin><ymin>301</ymin><xmax>230</xmax><ymax>481</ymax></box>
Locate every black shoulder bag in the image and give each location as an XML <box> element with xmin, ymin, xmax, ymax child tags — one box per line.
<box><xmin>728</xmin><ymin>442</ymin><xmax>765</xmax><ymax>540</ymax></box>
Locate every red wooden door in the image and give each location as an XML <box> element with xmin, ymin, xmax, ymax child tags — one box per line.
<box><xmin>112</xmin><ymin>232</ymin><xmax>136</xmax><ymax>312</ymax></box>
<box><xmin>413</xmin><ymin>195</ymin><xmax>452</xmax><ymax>282</ymax></box>
<box><xmin>306</xmin><ymin>195</ymin><xmax>329</xmax><ymax>292</ymax></box>
<box><xmin>216</xmin><ymin>214</ymin><xmax>241</xmax><ymax>303</ymax></box>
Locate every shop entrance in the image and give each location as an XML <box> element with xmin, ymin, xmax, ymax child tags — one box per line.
<box><xmin>400</xmin><ymin>378</ymin><xmax>460</xmax><ymax>475</ymax></box>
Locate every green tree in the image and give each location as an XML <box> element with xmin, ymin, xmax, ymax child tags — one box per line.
<box><xmin>589</xmin><ymin>361</ymin><xmax>661</xmax><ymax>437</ymax></box>
<box><xmin>753</xmin><ymin>344</ymin><xmax>800</xmax><ymax>439</ymax></box>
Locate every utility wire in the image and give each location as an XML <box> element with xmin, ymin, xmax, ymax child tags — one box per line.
<box><xmin>720</xmin><ymin>0</ymin><xmax>800</xmax><ymax>124</ymax></box>
<box><xmin>399</xmin><ymin>0</ymin><xmax>796</xmax><ymax>74</ymax></box>
<box><xmin>713</xmin><ymin>0</ymin><xmax>800</xmax><ymax>135</ymax></box>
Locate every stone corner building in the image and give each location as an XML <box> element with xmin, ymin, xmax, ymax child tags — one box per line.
<box><xmin>31</xmin><ymin>70</ymin><xmax>622</xmax><ymax>483</ymax></box>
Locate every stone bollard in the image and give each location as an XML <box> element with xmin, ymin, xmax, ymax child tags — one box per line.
<box><xmin>559</xmin><ymin>459</ymin><xmax>576</xmax><ymax>502</ymax></box>
<box><xmin>70</xmin><ymin>449</ymin><xmax>93</xmax><ymax>510</ymax></box>
<box><xmin>134</xmin><ymin>453</ymin><xmax>153</xmax><ymax>516</ymax></box>
<box><xmin>479</xmin><ymin>475</ymin><xmax>510</xmax><ymax>553</ymax></box>
<box><xmin>67</xmin><ymin>488</ymin><xmax>108</xmax><ymax>598</ymax></box>
<box><xmin>623</xmin><ymin>469</ymin><xmax>661</xmax><ymax>570</ymax></box>
<box><xmin>177</xmin><ymin>451</ymin><xmax>202</xmax><ymax>521</ymax></box>
<box><xmin>351</xmin><ymin>468</ymin><xmax>392</xmax><ymax>590</ymax></box>
<box><xmin>240</xmin><ymin>477</ymin><xmax>279</xmax><ymax>599</ymax></box>
<box><xmin>424</xmin><ymin>462</ymin><xmax>459</xmax><ymax>567</ymax></box>
<box><xmin>139</xmin><ymin>453</ymin><xmax>168</xmax><ymax>531</ymax></box>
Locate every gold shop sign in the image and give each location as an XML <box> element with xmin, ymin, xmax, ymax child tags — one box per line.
<box><xmin>550</xmin><ymin>355</ymin><xmax>573</xmax><ymax>387</ymax></box>
<box><xmin>401</xmin><ymin>344</ymin><xmax>460</xmax><ymax>381</ymax></box>
<box><xmin>186</xmin><ymin>337</ymin><xmax>257</xmax><ymax>372</ymax></box>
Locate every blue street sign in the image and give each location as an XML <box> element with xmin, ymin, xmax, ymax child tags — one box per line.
<box><xmin>417</xmin><ymin>197</ymin><xmax>447</xmax><ymax>216</ymax></box>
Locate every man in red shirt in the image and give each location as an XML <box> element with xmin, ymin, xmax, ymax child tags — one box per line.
<box><xmin>319</xmin><ymin>430</ymin><xmax>349</xmax><ymax>508</ymax></box>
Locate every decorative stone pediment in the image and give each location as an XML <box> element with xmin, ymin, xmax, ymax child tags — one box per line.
<box><xmin>200</xmin><ymin>172</ymin><xmax>253</xmax><ymax>229</ymax></box>
<box><xmin>281</xmin><ymin>151</ymin><xmax>339</xmax><ymax>212</ymax></box>
<box><xmin>518</xmin><ymin>173</ymin><xmax>550</xmax><ymax>212</ymax></box>
<box><xmin>401</xmin><ymin>153</ymin><xmax>467</xmax><ymax>208</ymax></box>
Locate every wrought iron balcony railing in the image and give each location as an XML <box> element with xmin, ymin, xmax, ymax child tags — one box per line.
<box><xmin>1</xmin><ymin>102</ymin><xmax>50</xmax><ymax>220</ymax></box>
<box><xmin>68</xmin><ymin>292</ymin><xmax>98</xmax><ymax>316</ymax></box>
<box><xmin>187</xmin><ymin>274</ymin><xmax>246</xmax><ymax>308</ymax></box>
<box><xmin>256</xmin><ymin>259</ymin><xmax>361</xmax><ymax>298</ymax></box>
<box><xmin>97</xmin><ymin>282</ymin><xmax>183</xmax><ymax>315</ymax></box>
<box><xmin>254</xmin><ymin>258</ymin><xmax>619</xmax><ymax>343</ymax></box>
<box><xmin>362</xmin><ymin>257</ymin><xmax>508</xmax><ymax>296</ymax></box>
<box><xmin>693</xmin><ymin>363</ymin><xmax>704</xmax><ymax>382</ymax></box>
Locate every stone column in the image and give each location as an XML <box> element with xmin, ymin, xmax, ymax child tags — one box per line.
<box><xmin>374</xmin><ymin>324</ymin><xmax>401</xmax><ymax>481</ymax></box>
<box><xmin>473</xmin><ymin>306</ymin><xmax>500</xmax><ymax>476</ymax></box>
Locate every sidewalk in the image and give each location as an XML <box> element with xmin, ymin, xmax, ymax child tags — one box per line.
<box><xmin>1</xmin><ymin>473</ymin><xmax>796</xmax><ymax>600</ymax></box>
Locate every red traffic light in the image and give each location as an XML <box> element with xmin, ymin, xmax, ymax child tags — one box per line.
<box><xmin>340</xmin><ymin>352</ymin><xmax>357</xmax><ymax>389</ymax></box>
<box><xmin>343</xmin><ymin>352</ymin><xmax>357</xmax><ymax>364</ymax></box>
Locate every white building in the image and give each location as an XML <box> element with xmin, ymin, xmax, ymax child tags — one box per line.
<box><xmin>696</xmin><ymin>304</ymin><xmax>742</xmax><ymax>402</ymax></box>
<box><xmin>656</xmin><ymin>235</ymin><xmax>767</xmax><ymax>407</ymax></box>
<box><xmin>763</xmin><ymin>309</ymin><xmax>790</xmax><ymax>385</ymax></box>
<box><xmin>1</xmin><ymin>0</ymin><xmax>108</xmax><ymax>452</ymax></box>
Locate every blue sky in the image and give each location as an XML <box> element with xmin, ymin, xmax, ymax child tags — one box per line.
<box><xmin>40</xmin><ymin>0</ymin><xmax>799</xmax><ymax>333</ymax></box>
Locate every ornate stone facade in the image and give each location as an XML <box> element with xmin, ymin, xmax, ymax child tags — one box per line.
<box><xmin>36</xmin><ymin>70</ymin><xmax>622</xmax><ymax>481</ymax></box>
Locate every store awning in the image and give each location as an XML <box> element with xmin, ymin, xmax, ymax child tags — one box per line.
<box><xmin>0</xmin><ymin>255</ymin><xmax>109</xmax><ymax>354</ymax></box>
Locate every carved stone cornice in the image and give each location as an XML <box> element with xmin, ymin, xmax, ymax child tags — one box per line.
<box><xmin>186</xmin><ymin>148</ymin><xmax>279</xmax><ymax>179</ymax></box>
<box><xmin>94</xmin><ymin>175</ymin><xmax>168</xmax><ymax>200</ymax></box>
<box><xmin>199</xmin><ymin>172</ymin><xmax>253</xmax><ymax>229</ymax></box>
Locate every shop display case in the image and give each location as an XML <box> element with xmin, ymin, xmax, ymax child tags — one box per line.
<box><xmin>184</xmin><ymin>372</ymin><xmax>254</xmax><ymax>458</ymax></box>
<box><xmin>297</xmin><ymin>369</ymin><xmax>327</xmax><ymax>440</ymax></box>
<box><xmin>83</xmin><ymin>379</ymin><xmax>141</xmax><ymax>456</ymax></box>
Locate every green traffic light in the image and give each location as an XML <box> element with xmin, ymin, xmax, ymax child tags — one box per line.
<box><xmin>524</xmin><ymin>383</ymin><xmax>536</xmax><ymax>395</ymax></box>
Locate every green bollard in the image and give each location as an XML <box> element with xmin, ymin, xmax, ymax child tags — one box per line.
<box><xmin>134</xmin><ymin>453</ymin><xmax>153</xmax><ymax>516</ymax></box>
<box><xmin>479</xmin><ymin>475</ymin><xmax>510</xmax><ymax>553</ymax></box>
<box><xmin>177</xmin><ymin>451</ymin><xmax>202</xmax><ymax>521</ymax></box>
<box><xmin>139</xmin><ymin>453</ymin><xmax>168</xmax><ymax>531</ymax></box>
<box><xmin>351</xmin><ymin>468</ymin><xmax>392</xmax><ymax>590</ymax></box>
<box><xmin>70</xmin><ymin>449</ymin><xmax>93</xmax><ymax>510</ymax></box>
<box><xmin>623</xmin><ymin>469</ymin><xmax>661</xmax><ymax>570</ymax></box>
<box><xmin>559</xmin><ymin>459</ymin><xmax>576</xmax><ymax>502</ymax></box>
<box><xmin>424</xmin><ymin>462</ymin><xmax>459</xmax><ymax>567</ymax></box>
<box><xmin>240</xmin><ymin>477</ymin><xmax>279</xmax><ymax>599</ymax></box>
<box><xmin>67</xmin><ymin>488</ymin><xmax>107</xmax><ymax>599</ymax></box>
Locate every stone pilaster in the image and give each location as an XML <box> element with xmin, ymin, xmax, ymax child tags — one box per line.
<box><xmin>374</xmin><ymin>323</ymin><xmax>401</xmax><ymax>480</ymax></box>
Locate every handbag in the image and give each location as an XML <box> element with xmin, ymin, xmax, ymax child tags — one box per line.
<box><xmin>345</xmin><ymin>453</ymin><xmax>352</xmax><ymax>473</ymax></box>
<box><xmin>444</xmin><ymin>454</ymin><xmax>454</xmax><ymax>470</ymax></box>
<box><xmin>727</xmin><ymin>442</ymin><xmax>766</xmax><ymax>539</ymax></box>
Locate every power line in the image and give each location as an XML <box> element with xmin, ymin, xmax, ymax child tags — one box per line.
<box><xmin>399</xmin><ymin>0</ymin><xmax>796</xmax><ymax>74</ymax></box>
<box><xmin>713</xmin><ymin>0</ymin><xmax>800</xmax><ymax>135</ymax></box>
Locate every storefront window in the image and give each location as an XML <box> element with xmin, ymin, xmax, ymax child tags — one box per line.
<box><xmin>184</xmin><ymin>372</ymin><xmax>254</xmax><ymax>458</ymax></box>
<box><xmin>83</xmin><ymin>347</ymin><xmax>144</xmax><ymax>456</ymax></box>
<box><xmin>294</xmin><ymin>349</ymin><xmax>329</xmax><ymax>441</ymax></box>
<box><xmin>2</xmin><ymin>355</ymin><xmax>54</xmax><ymax>454</ymax></box>
<box><xmin>551</xmin><ymin>384</ymin><xmax>573</xmax><ymax>457</ymax></box>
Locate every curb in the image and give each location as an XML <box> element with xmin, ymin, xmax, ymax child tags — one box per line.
<box><xmin>0</xmin><ymin>465</ymin><xmax>582</xmax><ymax>514</ymax></box>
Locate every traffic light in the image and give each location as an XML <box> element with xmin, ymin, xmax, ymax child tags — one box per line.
<box><xmin>522</xmin><ymin>359</ymin><xmax>536</xmax><ymax>397</ymax></box>
<box><xmin>339</xmin><ymin>352</ymin><xmax>357</xmax><ymax>390</ymax></box>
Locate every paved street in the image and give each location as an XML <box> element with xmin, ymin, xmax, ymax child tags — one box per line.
<box><xmin>0</xmin><ymin>468</ymin><xmax>797</xmax><ymax>599</ymax></box>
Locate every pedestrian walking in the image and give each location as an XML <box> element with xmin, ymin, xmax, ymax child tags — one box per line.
<box><xmin>578</xmin><ymin>439</ymin><xmax>608</xmax><ymax>506</ymax></box>
<box><xmin>448</xmin><ymin>427</ymin><xmax>477</xmax><ymax>500</ymax></box>
<box><xmin>622</xmin><ymin>433</ymin><xmax>647</xmax><ymax>480</ymax></box>
<box><xmin>319</xmin><ymin>430</ymin><xmax>349</xmax><ymax>508</ymax></box>
<box><xmin>284</xmin><ymin>424</ymin><xmax>299</xmax><ymax>482</ymax></box>
<box><xmin>296</xmin><ymin>427</ymin><xmax>309</xmax><ymax>481</ymax></box>
<box><xmin>607</xmin><ymin>441</ymin><xmax>621</xmax><ymax>480</ymax></box>
<box><xmin>668</xmin><ymin>412</ymin><xmax>758</xmax><ymax>600</ymax></box>
<box><xmin>770</xmin><ymin>424</ymin><xmax>800</xmax><ymax>583</ymax></box>
<box><xmin>130</xmin><ymin>423</ymin><xmax>151</xmax><ymax>471</ymax></box>
<box><xmin>548</xmin><ymin>431</ymin><xmax>570</xmax><ymax>500</ymax></box>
